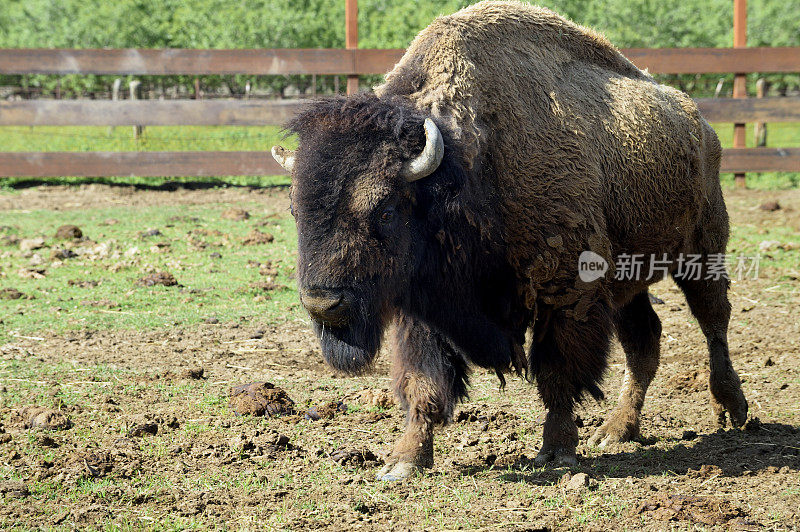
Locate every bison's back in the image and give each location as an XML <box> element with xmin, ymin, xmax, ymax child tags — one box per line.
<box><xmin>379</xmin><ymin>0</ymin><xmax>723</xmax><ymax>311</ymax></box>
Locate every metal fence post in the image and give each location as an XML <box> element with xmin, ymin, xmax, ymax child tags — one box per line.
<box><xmin>108</xmin><ymin>78</ymin><xmax>121</xmax><ymax>136</ymax></box>
<box><xmin>129</xmin><ymin>80</ymin><xmax>142</xmax><ymax>140</ymax></box>
<box><xmin>754</xmin><ymin>78</ymin><xmax>768</xmax><ymax>147</ymax></box>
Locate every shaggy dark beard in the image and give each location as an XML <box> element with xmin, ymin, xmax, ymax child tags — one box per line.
<box><xmin>311</xmin><ymin>302</ymin><xmax>383</xmax><ymax>375</ymax></box>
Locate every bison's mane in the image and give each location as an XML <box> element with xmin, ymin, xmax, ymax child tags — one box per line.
<box><xmin>287</xmin><ymin>94</ymin><xmax>427</xmax><ymax>158</ymax></box>
<box><xmin>287</xmin><ymin>94</ymin><xmax>472</xmax><ymax>214</ymax></box>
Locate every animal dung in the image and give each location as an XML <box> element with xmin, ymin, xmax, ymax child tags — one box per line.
<box><xmin>228</xmin><ymin>382</ymin><xmax>295</xmax><ymax>417</ymax></box>
<box><xmin>19</xmin><ymin>407</ymin><xmax>72</xmax><ymax>431</ymax></box>
<box><xmin>54</xmin><ymin>224</ymin><xmax>83</xmax><ymax>239</ymax></box>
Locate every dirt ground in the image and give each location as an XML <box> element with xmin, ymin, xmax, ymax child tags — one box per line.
<box><xmin>1</xmin><ymin>184</ymin><xmax>799</xmax><ymax>530</ymax></box>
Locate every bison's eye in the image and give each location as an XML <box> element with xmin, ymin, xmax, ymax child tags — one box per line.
<box><xmin>379</xmin><ymin>208</ymin><xmax>395</xmax><ymax>224</ymax></box>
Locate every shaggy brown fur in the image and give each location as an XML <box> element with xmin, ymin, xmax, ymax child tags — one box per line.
<box><xmin>281</xmin><ymin>1</ymin><xmax>748</xmax><ymax>479</ymax></box>
<box><xmin>375</xmin><ymin>0</ymin><xmax>746</xmax><ymax>464</ymax></box>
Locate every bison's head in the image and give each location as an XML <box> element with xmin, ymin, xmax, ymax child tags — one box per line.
<box><xmin>272</xmin><ymin>95</ymin><xmax>462</xmax><ymax>374</ymax></box>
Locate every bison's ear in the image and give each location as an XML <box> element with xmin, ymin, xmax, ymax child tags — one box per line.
<box><xmin>271</xmin><ymin>146</ymin><xmax>295</xmax><ymax>173</ymax></box>
<box><xmin>401</xmin><ymin>118</ymin><xmax>444</xmax><ymax>182</ymax></box>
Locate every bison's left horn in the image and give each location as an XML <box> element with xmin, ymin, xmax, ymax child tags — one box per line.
<box><xmin>271</xmin><ymin>145</ymin><xmax>296</xmax><ymax>173</ymax></box>
<box><xmin>401</xmin><ymin>118</ymin><xmax>444</xmax><ymax>182</ymax></box>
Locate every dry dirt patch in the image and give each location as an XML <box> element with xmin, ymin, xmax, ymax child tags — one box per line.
<box><xmin>0</xmin><ymin>185</ymin><xmax>797</xmax><ymax>529</ymax></box>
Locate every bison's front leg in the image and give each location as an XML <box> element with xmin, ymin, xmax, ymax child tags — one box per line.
<box><xmin>533</xmin><ymin>301</ymin><xmax>612</xmax><ymax>466</ymax></box>
<box><xmin>377</xmin><ymin>313</ymin><xmax>468</xmax><ymax>481</ymax></box>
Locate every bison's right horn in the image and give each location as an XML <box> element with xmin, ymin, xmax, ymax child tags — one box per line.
<box><xmin>271</xmin><ymin>145</ymin><xmax>296</xmax><ymax>173</ymax></box>
<box><xmin>401</xmin><ymin>118</ymin><xmax>444</xmax><ymax>182</ymax></box>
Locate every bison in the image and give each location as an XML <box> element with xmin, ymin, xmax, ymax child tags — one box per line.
<box><xmin>271</xmin><ymin>0</ymin><xmax>748</xmax><ymax>480</ymax></box>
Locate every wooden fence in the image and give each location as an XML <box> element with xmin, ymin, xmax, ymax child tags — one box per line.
<box><xmin>1</xmin><ymin>47</ymin><xmax>799</xmax><ymax>178</ymax></box>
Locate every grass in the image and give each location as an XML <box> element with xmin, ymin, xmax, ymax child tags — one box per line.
<box><xmin>0</xmin><ymin>335</ymin><xmax>797</xmax><ymax>529</ymax></box>
<box><xmin>728</xmin><ymin>223</ymin><xmax>800</xmax><ymax>279</ymax></box>
<box><xmin>0</xmin><ymin>200</ymin><xmax>303</xmax><ymax>343</ymax></box>
<box><xmin>0</xmin><ymin>125</ymin><xmax>292</xmax><ymax>152</ymax></box>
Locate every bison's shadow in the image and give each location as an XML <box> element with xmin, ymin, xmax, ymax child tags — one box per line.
<box><xmin>478</xmin><ymin>422</ymin><xmax>800</xmax><ymax>484</ymax></box>
<box><xmin>6</xmin><ymin>177</ymin><xmax>289</xmax><ymax>191</ymax></box>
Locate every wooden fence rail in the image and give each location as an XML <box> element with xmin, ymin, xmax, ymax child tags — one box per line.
<box><xmin>1</xmin><ymin>46</ymin><xmax>799</xmax><ymax>178</ymax></box>
<box><xmin>1</xmin><ymin>148</ymin><xmax>797</xmax><ymax>177</ymax></box>
<box><xmin>696</xmin><ymin>98</ymin><xmax>800</xmax><ymax>123</ymax></box>
<box><xmin>0</xmin><ymin>100</ymin><xmax>304</xmax><ymax>126</ymax></box>
<box><xmin>0</xmin><ymin>152</ymin><xmax>284</xmax><ymax>177</ymax></box>
<box><xmin>2</xmin><ymin>98</ymin><xmax>800</xmax><ymax>127</ymax></box>
<box><xmin>2</xmin><ymin>47</ymin><xmax>800</xmax><ymax>75</ymax></box>
<box><xmin>0</xmin><ymin>49</ymin><xmax>401</xmax><ymax>76</ymax></box>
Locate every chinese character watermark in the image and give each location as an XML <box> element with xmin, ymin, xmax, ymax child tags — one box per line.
<box><xmin>577</xmin><ymin>253</ymin><xmax>760</xmax><ymax>282</ymax></box>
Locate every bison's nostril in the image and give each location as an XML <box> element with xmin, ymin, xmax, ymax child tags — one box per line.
<box><xmin>301</xmin><ymin>288</ymin><xmax>351</xmax><ymax>326</ymax></box>
<box><xmin>321</xmin><ymin>295</ymin><xmax>342</xmax><ymax>310</ymax></box>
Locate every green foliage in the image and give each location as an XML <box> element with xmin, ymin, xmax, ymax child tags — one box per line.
<box><xmin>0</xmin><ymin>0</ymin><xmax>343</xmax><ymax>49</ymax></box>
<box><xmin>0</xmin><ymin>1</ymin><xmax>798</xmax><ymax>96</ymax></box>
<box><xmin>0</xmin><ymin>0</ymin><xmax>346</xmax><ymax>95</ymax></box>
<box><xmin>358</xmin><ymin>1</ymin><xmax>472</xmax><ymax>48</ymax></box>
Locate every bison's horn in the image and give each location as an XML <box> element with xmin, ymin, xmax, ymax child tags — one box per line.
<box><xmin>402</xmin><ymin>118</ymin><xmax>444</xmax><ymax>182</ymax></box>
<box><xmin>271</xmin><ymin>145</ymin><xmax>295</xmax><ymax>173</ymax></box>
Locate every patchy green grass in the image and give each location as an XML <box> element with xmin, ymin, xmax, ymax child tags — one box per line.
<box><xmin>728</xmin><ymin>223</ymin><xmax>800</xmax><ymax>280</ymax></box>
<box><xmin>2</xmin><ymin>185</ymin><xmax>796</xmax><ymax>345</ymax></box>
<box><xmin>0</xmin><ymin>125</ymin><xmax>292</xmax><ymax>153</ymax></box>
<box><xmin>0</xmin><ymin>199</ymin><xmax>302</xmax><ymax>343</ymax></box>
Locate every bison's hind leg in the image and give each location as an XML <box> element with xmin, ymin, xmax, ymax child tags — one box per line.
<box><xmin>673</xmin><ymin>182</ymin><xmax>748</xmax><ymax>428</ymax></box>
<box><xmin>673</xmin><ymin>274</ymin><xmax>748</xmax><ymax>427</ymax></box>
<box><xmin>589</xmin><ymin>291</ymin><xmax>661</xmax><ymax>447</ymax></box>
<box><xmin>532</xmin><ymin>300</ymin><xmax>612</xmax><ymax>466</ymax></box>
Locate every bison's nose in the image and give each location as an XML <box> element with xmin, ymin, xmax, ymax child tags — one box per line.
<box><xmin>300</xmin><ymin>288</ymin><xmax>351</xmax><ymax>327</ymax></box>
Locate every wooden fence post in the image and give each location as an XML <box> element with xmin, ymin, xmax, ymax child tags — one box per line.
<box><xmin>733</xmin><ymin>0</ymin><xmax>747</xmax><ymax>188</ymax></box>
<box><xmin>129</xmin><ymin>80</ymin><xmax>142</xmax><ymax>140</ymax></box>
<box><xmin>345</xmin><ymin>0</ymin><xmax>358</xmax><ymax>95</ymax></box>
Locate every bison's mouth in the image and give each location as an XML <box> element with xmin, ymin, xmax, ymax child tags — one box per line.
<box><xmin>300</xmin><ymin>279</ymin><xmax>392</xmax><ymax>374</ymax></box>
<box><xmin>312</xmin><ymin>311</ymin><xmax>382</xmax><ymax>374</ymax></box>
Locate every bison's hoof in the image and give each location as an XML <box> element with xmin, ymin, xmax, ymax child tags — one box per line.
<box><xmin>730</xmin><ymin>404</ymin><xmax>748</xmax><ymax>428</ymax></box>
<box><xmin>376</xmin><ymin>461</ymin><xmax>417</xmax><ymax>482</ymax></box>
<box><xmin>588</xmin><ymin>421</ymin><xmax>639</xmax><ymax>448</ymax></box>
<box><xmin>534</xmin><ymin>448</ymin><xmax>578</xmax><ymax>467</ymax></box>
<box><xmin>710</xmin><ymin>369</ymin><xmax>748</xmax><ymax>428</ymax></box>
<box><xmin>712</xmin><ymin>396</ymin><xmax>748</xmax><ymax>429</ymax></box>
<box><xmin>725</xmin><ymin>394</ymin><xmax>749</xmax><ymax>428</ymax></box>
